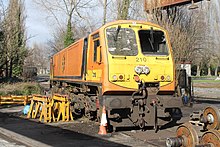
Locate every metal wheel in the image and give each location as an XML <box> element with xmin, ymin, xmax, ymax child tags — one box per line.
<box><xmin>176</xmin><ymin>123</ymin><xmax>199</xmax><ymax>147</ymax></box>
<box><xmin>201</xmin><ymin>130</ymin><xmax>220</xmax><ymax>147</ymax></box>
<box><xmin>203</xmin><ymin>106</ymin><xmax>220</xmax><ymax>130</ymax></box>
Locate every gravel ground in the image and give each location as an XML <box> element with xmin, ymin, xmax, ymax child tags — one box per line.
<box><xmin>194</xmin><ymin>87</ymin><xmax>220</xmax><ymax>98</ymax></box>
<box><xmin>0</xmin><ymin>80</ymin><xmax>219</xmax><ymax>147</ymax></box>
<box><xmin>0</xmin><ymin>106</ymin><xmax>148</xmax><ymax>147</ymax></box>
<box><xmin>0</xmin><ymin>134</ymin><xmax>25</xmax><ymax>147</ymax></box>
<box><xmin>193</xmin><ymin>82</ymin><xmax>220</xmax><ymax>99</ymax></box>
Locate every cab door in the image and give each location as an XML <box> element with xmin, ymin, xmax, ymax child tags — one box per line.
<box><xmin>86</xmin><ymin>33</ymin><xmax>102</xmax><ymax>82</ymax></box>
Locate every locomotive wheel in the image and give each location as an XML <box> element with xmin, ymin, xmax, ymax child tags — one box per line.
<box><xmin>203</xmin><ymin>106</ymin><xmax>220</xmax><ymax>130</ymax></box>
<box><xmin>176</xmin><ymin>123</ymin><xmax>199</xmax><ymax>147</ymax></box>
<box><xmin>201</xmin><ymin>130</ymin><xmax>220</xmax><ymax>147</ymax></box>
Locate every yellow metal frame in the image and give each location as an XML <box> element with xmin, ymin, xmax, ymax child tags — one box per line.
<box><xmin>0</xmin><ymin>95</ymin><xmax>31</xmax><ymax>105</ymax></box>
<box><xmin>27</xmin><ymin>94</ymin><xmax>73</xmax><ymax>123</ymax></box>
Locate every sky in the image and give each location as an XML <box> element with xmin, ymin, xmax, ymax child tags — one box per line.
<box><xmin>24</xmin><ymin>0</ymin><xmax>103</xmax><ymax>46</ymax></box>
<box><xmin>25</xmin><ymin>0</ymin><xmax>51</xmax><ymax>46</ymax></box>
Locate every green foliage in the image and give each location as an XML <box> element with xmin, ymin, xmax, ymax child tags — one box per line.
<box><xmin>64</xmin><ymin>20</ymin><xmax>74</xmax><ymax>48</ymax></box>
<box><xmin>0</xmin><ymin>0</ymin><xmax>27</xmax><ymax>78</ymax></box>
<box><xmin>22</xmin><ymin>84</ymin><xmax>42</xmax><ymax>95</ymax></box>
<box><xmin>12</xmin><ymin>65</ymin><xmax>22</xmax><ymax>76</ymax></box>
<box><xmin>0</xmin><ymin>82</ymin><xmax>43</xmax><ymax>96</ymax></box>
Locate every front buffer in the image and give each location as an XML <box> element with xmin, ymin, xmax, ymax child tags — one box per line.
<box><xmin>104</xmin><ymin>81</ymin><xmax>183</xmax><ymax>132</ymax></box>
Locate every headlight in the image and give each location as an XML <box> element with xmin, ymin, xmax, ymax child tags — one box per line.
<box><xmin>166</xmin><ymin>75</ymin><xmax>171</xmax><ymax>81</ymax></box>
<box><xmin>142</xmin><ymin>66</ymin><xmax>150</xmax><ymax>75</ymax></box>
<box><xmin>135</xmin><ymin>66</ymin><xmax>142</xmax><ymax>74</ymax></box>
<box><xmin>112</xmin><ymin>75</ymin><xmax>117</xmax><ymax>81</ymax></box>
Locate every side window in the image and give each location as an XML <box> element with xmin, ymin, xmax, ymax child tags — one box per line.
<box><xmin>93</xmin><ymin>39</ymin><xmax>100</xmax><ymax>62</ymax></box>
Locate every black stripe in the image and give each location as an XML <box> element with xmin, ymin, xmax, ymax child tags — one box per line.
<box><xmin>51</xmin><ymin>79</ymin><xmax>102</xmax><ymax>86</ymax></box>
<box><xmin>81</xmin><ymin>38</ymin><xmax>88</xmax><ymax>79</ymax></box>
<box><xmin>54</xmin><ymin>76</ymin><xmax>82</xmax><ymax>79</ymax></box>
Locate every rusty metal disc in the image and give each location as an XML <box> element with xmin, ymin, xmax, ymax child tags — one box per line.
<box><xmin>201</xmin><ymin>130</ymin><xmax>220</xmax><ymax>147</ymax></box>
<box><xmin>176</xmin><ymin>123</ymin><xmax>199</xmax><ymax>147</ymax></box>
<box><xmin>203</xmin><ymin>106</ymin><xmax>220</xmax><ymax>130</ymax></box>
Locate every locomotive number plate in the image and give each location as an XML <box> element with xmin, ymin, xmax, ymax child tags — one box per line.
<box><xmin>136</xmin><ymin>57</ymin><xmax>147</xmax><ymax>62</ymax></box>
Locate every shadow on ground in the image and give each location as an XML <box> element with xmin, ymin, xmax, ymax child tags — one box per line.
<box><xmin>0</xmin><ymin>109</ymin><xmax>128</xmax><ymax>147</ymax></box>
<box><xmin>194</xmin><ymin>98</ymin><xmax>220</xmax><ymax>104</ymax></box>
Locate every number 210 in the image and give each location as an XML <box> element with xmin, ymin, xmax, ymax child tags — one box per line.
<box><xmin>136</xmin><ymin>57</ymin><xmax>147</xmax><ymax>62</ymax></box>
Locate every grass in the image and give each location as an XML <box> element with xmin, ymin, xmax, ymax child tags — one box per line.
<box><xmin>193</xmin><ymin>80</ymin><xmax>220</xmax><ymax>83</ymax></box>
<box><xmin>0</xmin><ymin>82</ymin><xmax>43</xmax><ymax>96</ymax></box>
<box><xmin>193</xmin><ymin>79</ymin><xmax>220</xmax><ymax>88</ymax></box>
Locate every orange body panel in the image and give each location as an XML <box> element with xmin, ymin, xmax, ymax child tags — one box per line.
<box><xmin>159</xmin><ymin>81</ymin><xmax>175</xmax><ymax>91</ymax></box>
<box><xmin>66</xmin><ymin>42</ymin><xmax>83</xmax><ymax>76</ymax></box>
<box><xmin>52</xmin><ymin>39</ymin><xmax>84</xmax><ymax>79</ymax></box>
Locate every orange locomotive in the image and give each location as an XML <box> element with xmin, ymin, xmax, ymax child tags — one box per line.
<box><xmin>50</xmin><ymin>20</ymin><xmax>185</xmax><ymax>131</ymax></box>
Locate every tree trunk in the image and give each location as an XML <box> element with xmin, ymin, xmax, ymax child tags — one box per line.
<box><xmin>215</xmin><ymin>67</ymin><xmax>218</xmax><ymax>76</ymax></box>
<box><xmin>196</xmin><ymin>64</ymin><xmax>200</xmax><ymax>76</ymax></box>
<box><xmin>207</xmin><ymin>63</ymin><xmax>211</xmax><ymax>76</ymax></box>
<box><xmin>103</xmin><ymin>0</ymin><xmax>107</xmax><ymax>25</ymax></box>
<box><xmin>9</xmin><ymin>58</ymin><xmax>13</xmax><ymax>78</ymax></box>
<box><xmin>117</xmin><ymin>0</ymin><xmax>130</xmax><ymax>20</ymax></box>
<box><xmin>215</xmin><ymin>62</ymin><xmax>219</xmax><ymax>76</ymax></box>
<box><xmin>5</xmin><ymin>58</ymin><xmax>8</xmax><ymax>78</ymax></box>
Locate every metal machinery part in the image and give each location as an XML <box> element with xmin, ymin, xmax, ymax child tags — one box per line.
<box><xmin>130</xmin><ymin>81</ymin><xmax>161</xmax><ymax>131</ymax></box>
<box><xmin>200</xmin><ymin>130</ymin><xmax>220</xmax><ymax>147</ymax></box>
<box><xmin>200</xmin><ymin>106</ymin><xmax>220</xmax><ymax>130</ymax></box>
<box><xmin>131</xmin><ymin>82</ymin><xmax>148</xmax><ymax>129</ymax></box>
<box><xmin>166</xmin><ymin>123</ymin><xmax>199</xmax><ymax>147</ymax></box>
<box><xmin>178</xmin><ymin>69</ymin><xmax>193</xmax><ymax>106</ymax></box>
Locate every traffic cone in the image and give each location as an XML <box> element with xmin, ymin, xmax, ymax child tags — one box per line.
<box><xmin>98</xmin><ymin>106</ymin><xmax>107</xmax><ymax>135</ymax></box>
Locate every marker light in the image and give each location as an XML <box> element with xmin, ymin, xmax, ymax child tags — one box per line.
<box><xmin>119</xmin><ymin>74</ymin><xmax>124</xmax><ymax>80</ymax></box>
<box><xmin>134</xmin><ymin>75</ymin><xmax>140</xmax><ymax>82</ymax></box>
<box><xmin>161</xmin><ymin>75</ymin><xmax>165</xmax><ymax>81</ymax></box>
<box><xmin>166</xmin><ymin>75</ymin><xmax>171</xmax><ymax>81</ymax></box>
<box><xmin>142</xmin><ymin>66</ymin><xmax>150</xmax><ymax>75</ymax></box>
<box><xmin>134</xmin><ymin>66</ymin><xmax>142</xmax><ymax>75</ymax></box>
<box><xmin>112</xmin><ymin>75</ymin><xmax>117</xmax><ymax>81</ymax></box>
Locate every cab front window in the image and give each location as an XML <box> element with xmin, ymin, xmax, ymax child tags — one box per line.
<box><xmin>106</xmin><ymin>27</ymin><xmax>138</xmax><ymax>56</ymax></box>
<box><xmin>138</xmin><ymin>30</ymin><xmax>169</xmax><ymax>55</ymax></box>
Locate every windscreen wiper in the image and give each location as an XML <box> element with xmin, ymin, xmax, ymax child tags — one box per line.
<box><xmin>148</xmin><ymin>38</ymin><xmax>155</xmax><ymax>51</ymax></box>
<box><xmin>114</xmin><ymin>25</ymin><xmax>121</xmax><ymax>41</ymax></box>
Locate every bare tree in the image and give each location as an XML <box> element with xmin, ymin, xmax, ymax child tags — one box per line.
<box><xmin>206</xmin><ymin>0</ymin><xmax>220</xmax><ymax>76</ymax></box>
<box><xmin>34</xmin><ymin>0</ymin><xmax>93</xmax><ymax>50</ymax></box>
<box><xmin>145</xmin><ymin>6</ymin><xmax>207</xmax><ymax>74</ymax></box>
<box><xmin>117</xmin><ymin>0</ymin><xmax>131</xmax><ymax>20</ymax></box>
<box><xmin>103</xmin><ymin>0</ymin><xmax>107</xmax><ymax>25</ymax></box>
<box><xmin>25</xmin><ymin>43</ymin><xmax>49</xmax><ymax>74</ymax></box>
